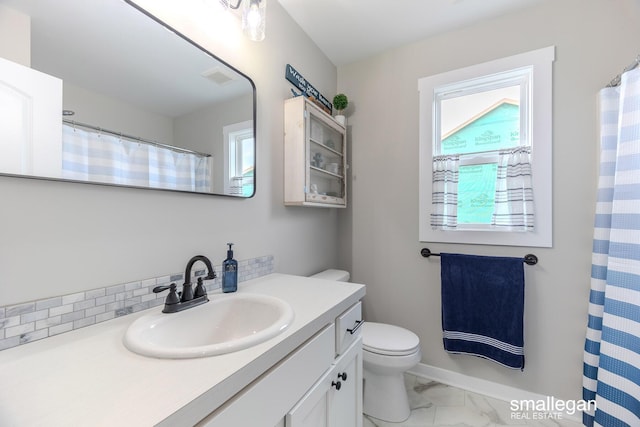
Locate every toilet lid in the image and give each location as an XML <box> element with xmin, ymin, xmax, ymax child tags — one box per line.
<box><xmin>362</xmin><ymin>322</ymin><xmax>420</xmax><ymax>356</ymax></box>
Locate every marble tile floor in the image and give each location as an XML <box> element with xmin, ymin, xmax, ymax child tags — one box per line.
<box><xmin>363</xmin><ymin>373</ymin><xmax>583</xmax><ymax>427</ymax></box>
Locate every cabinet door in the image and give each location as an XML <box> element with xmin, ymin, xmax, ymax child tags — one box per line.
<box><xmin>305</xmin><ymin>106</ymin><xmax>346</xmax><ymax>206</ymax></box>
<box><xmin>199</xmin><ymin>325</ymin><xmax>335</xmax><ymax>427</ymax></box>
<box><xmin>284</xmin><ymin>96</ymin><xmax>347</xmax><ymax>208</ymax></box>
<box><xmin>328</xmin><ymin>338</ymin><xmax>363</xmax><ymax>427</ymax></box>
<box><xmin>286</xmin><ymin>333</ymin><xmax>363</xmax><ymax>427</ymax></box>
<box><xmin>285</xmin><ymin>370</ymin><xmax>330</xmax><ymax>427</ymax></box>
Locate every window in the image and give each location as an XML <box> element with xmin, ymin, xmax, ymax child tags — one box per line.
<box><xmin>223</xmin><ymin>120</ymin><xmax>255</xmax><ymax>197</ymax></box>
<box><xmin>419</xmin><ymin>46</ymin><xmax>554</xmax><ymax>247</ymax></box>
<box><xmin>436</xmin><ymin>69</ymin><xmax>530</xmax><ymax>230</ymax></box>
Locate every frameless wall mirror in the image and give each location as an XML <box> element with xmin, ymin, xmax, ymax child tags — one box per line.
<box><xmin>0</xmin><ymin>0</ymin><xmax>256</xmax><ymax>197</ymax></box>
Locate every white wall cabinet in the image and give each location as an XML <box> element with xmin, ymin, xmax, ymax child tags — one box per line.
<box><xmin>284</xmin><ymin>97</ymin><xmax>347</xmax><ymax>208</ymax></box>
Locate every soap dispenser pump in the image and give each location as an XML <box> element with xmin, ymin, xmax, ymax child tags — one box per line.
<box><xmin>222</xmin><ymin>243</ymin><xmax>238</xmax><ymax>293</ymax></box>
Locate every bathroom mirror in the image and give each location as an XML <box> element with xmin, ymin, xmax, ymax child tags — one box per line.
<box><xmin>0</xmin><ymin>0</ymin><xmax>256</xmax><ymax>197</ymax></box>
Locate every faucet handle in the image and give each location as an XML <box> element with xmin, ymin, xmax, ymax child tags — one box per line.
<box><xmin>153</xmin><ymin>283</ymin><xmax>180</xmax><ymax>305</ymax></box>
<box><xmin>153</xmin><ymin>283</ymin><xmax>174</xmax><ymax>293</ymax></box>
<box><xmin>194</xmin><ymin>277</ymin><xmax>208</xmax><ymax>299</ymax></box>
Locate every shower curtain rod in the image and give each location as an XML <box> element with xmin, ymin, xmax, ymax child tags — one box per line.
<box><xmin>606</xmin><ymin>54</ymin><xmax>640</xmax><ymax>88</ymax></box>
<box><xmin>62</xmin><ymin>119</ymin><xmax>212</xmax><ymax>158</ymax></box>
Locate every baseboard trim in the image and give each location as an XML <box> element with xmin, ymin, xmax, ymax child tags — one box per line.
<box><xmin>407</xmin><ymin>363</ymin><xmax>582</xmax><ymax>423</ymax></box>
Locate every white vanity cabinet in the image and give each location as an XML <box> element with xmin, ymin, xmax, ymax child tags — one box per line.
<box><xmin>197</xmin><ymin>302</ymin><xmax>363</xmax><ymax>427</ymax></box>
<box><xmin>285</xmin><ymin>302</ymin><xmax>363</xmax><ymax>427</ymax></box>
<box><xmin>284</xmin><ymin>96</ymin><xmax>347</xmax><ymax>208</ymax></box>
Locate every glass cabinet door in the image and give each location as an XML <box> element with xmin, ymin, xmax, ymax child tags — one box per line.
<box><xmin>284</xmin><ymin>96</ymin><xmax>347</xmax><ymax>208</ymax></box>
<box><xmin>306</xmin><ymin>113</ymin><xmax>345</xmax><ymax>205</ymax></box>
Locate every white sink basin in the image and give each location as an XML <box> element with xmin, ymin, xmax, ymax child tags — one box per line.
<box><xmin>123</xmin><ymin>293</ymin><xmax>294</xmax><ymax>359</ymax></box>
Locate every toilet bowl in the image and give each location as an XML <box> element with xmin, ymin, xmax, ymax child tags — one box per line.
<box><xmin>361</xmin><ymin>322</ymin><xmax>421</xmax><ymax>422</ymax></box>
<box><xmin>310</xmin><ymin>269</ymin><xmax>422</xmax><ymax>423</ymax></box>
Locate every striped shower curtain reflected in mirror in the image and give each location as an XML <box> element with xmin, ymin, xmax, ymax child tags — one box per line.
<box><xmin>62</xmin><ymin>124</ymin><xmax>211</xmax><ymax>192</ymax></box>
<box><xmin>583</xmin><ymin>67</ymin><xmax>640</xmax><ymax>426</ymax></box>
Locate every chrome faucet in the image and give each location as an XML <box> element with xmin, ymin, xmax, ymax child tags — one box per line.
<box><xmin>153</xmin><ymin>255</ymin><xmax>217</xmax><ymax>313</ymax></box>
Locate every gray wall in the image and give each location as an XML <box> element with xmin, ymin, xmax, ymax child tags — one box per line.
<box><xmin>4</xmin><ymin>0</ymin><xmax>639</xmax><ymax>404</ymax></box>
<box><xmin>0</xmin><ymin>0</ymin><xmax>339</xmax><ymax>306</ymax></box>
<box><xmin>63</xmin><ymin>82</ymin><xmax>175</xmax><ymax>145</ymax></box>
<box><xmin>338</xmin><ymin>0</ymin><xmax>640</xmax><ymax>401</ymax></box>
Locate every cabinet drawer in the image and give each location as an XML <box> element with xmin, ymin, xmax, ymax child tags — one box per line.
<box><xmin>335</xmin><ymin>302</ymin><xmax>362</xmax><ymax>356</ymax></box>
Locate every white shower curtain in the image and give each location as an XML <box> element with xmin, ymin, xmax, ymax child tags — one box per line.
<box><xmin>583</xmin><ymin>67</ymin><xmax>640</xmax><ymax>426</ymax></box>
<box><xmin>62</xmin><ymin>125</ymin><xmax>211</xmax><ymax>192</ymax></box>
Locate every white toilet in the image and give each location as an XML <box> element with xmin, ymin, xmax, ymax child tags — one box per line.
<box><xmin>310</xmin><ymin>269</ymin><xmax>422</xmax><ymax>423</ymax></box>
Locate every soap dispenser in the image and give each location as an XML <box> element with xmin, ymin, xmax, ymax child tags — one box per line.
<box><xmin>222</xmin><ymin>243</ymin><xmax>238</xmax><ymax>293</ymax></box>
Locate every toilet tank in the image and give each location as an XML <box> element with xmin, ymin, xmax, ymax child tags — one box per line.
<box><xmin>310</xmin><ymin>269</ymin><xmax>350</xmax><ymax>282</ymax></box>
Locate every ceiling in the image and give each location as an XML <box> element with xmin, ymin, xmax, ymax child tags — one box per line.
<box><xmin>277</xmin><ymin>0</ymin><xmax>549</xmax><ymax>66</ymax></box>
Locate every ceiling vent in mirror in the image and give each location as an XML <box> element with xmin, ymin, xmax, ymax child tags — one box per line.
<box><xmin>202</xmin><ymin>67</ymin><xmax>238</xmax><ymax>86</ymax></box>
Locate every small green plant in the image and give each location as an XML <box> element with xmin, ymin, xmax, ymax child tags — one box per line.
<box><xmin>333</xmin><ymin>93</ymin><xmax>348</xmax><ymax>115</ymax></box>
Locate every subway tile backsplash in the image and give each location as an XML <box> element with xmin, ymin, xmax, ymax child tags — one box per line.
<box><xmin>0</xmin><ymin>255</ymin><xmax>274</xmax><ymax>351</ymax></box>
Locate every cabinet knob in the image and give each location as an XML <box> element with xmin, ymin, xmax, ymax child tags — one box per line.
<box><xmin>331</xmin><ymin>381</ymin><xmax>342</xmax><ymax>390</ymax></box>
<box><xmin>337</xmin><ymin>372</ymin><xmax>347</xmax><ymax>381</ymax></box>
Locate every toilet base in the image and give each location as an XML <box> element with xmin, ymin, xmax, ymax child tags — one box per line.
<box><xmin>363</xmin><ymin>370</ymin><xmax>411</xmax><ymax>423</ymax></box>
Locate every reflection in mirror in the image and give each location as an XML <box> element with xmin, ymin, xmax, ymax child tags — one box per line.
<box><xmin>0</xmin><ymin>0</ymin><xmax>256</xmax><ymax>197</ymax></box>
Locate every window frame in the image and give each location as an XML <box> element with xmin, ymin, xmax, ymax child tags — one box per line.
<box><xmin>223</xmin><ymin>120</ymin><xmax>255</xmax><ymax>196</ymax></box>
<box><xmin>418</xmin><ymin>46</ymin><xmax>554</xmax><ymax>247</ymax></box>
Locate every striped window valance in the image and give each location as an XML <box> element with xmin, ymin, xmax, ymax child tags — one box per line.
<box><xmin>431</xmin><ymin>147</ymin><xmax>534</xmax><ymax>231</ymax></box>
<box><xmin>431</xmin><ymin>155</ymin><xmax>459</xmax><ymax>229</ymax></box>
<box><xmin>492</xmin><ymin>146</ymin><xmax>535</xmax><ymax>231</ymax></box>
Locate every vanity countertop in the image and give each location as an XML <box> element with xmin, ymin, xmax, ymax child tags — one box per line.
<box><xmin>0</xmin><ymin>273</ymin><xmax>365</xmax><ymax>426</ymax></box>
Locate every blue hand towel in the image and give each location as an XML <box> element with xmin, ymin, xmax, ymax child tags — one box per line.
<box><xmin>440</xmin><ymin>253</ymin><xmax>525</xmax><ymax>369</ymax></box>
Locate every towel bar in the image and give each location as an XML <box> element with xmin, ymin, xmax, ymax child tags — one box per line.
<box><xmin>420</xmin><ymin>248</ymin><xmax>538</xmax><ymax>266</ymax></box>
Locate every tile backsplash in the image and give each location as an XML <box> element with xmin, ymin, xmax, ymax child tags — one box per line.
<box><xmin>0</xmin><ymin>255</ymin><xmax>274</xmax><ymax>351</ymax></box>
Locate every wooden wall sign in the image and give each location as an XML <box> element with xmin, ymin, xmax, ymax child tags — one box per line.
<box><xmin>285</xmin><ymin>64</ymin><xmax>332</xmax><ymax>114</ymax></box>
